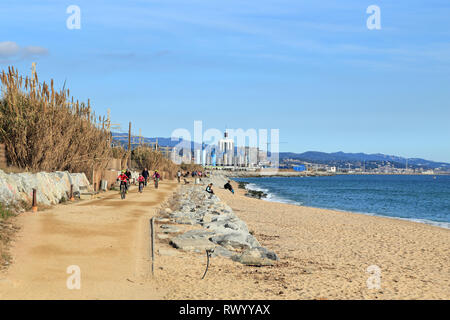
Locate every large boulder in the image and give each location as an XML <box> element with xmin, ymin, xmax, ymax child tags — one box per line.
<box><xmin>170</xmin><ymin>237</ymin><xmax>215</xmax><ymax>252</ymax></box>
<box><xmin>232</xmin><ymin>249</ymin><xmax>274</xmax><ymax>266</ymax></box>
<box><xmin>210</xmin><ymin>232</ymin><xmax>260</xmax><ymax>250</ymax></box>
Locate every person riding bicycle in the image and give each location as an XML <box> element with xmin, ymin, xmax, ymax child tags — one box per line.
<box><xmin>117</xmin><ymin>170</ymin><xmax>129</xmax><ymax>192</ymax></box>
<box><xmin>153</xmin><ymin>170</ymin><xmax>161</xmax><ymax>180</ymax></box>
<box><xmin>138</xmin><ymin>174</ymin><xmax>145</xmax><ymax>192</ymax></box>
<box><xmin>152</xmin><ymin>170</ymin><xmax>161</xmax><ymax>188</ymax></box>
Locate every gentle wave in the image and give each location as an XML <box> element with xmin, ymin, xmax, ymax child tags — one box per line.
<box><xmin>244</xmin><ymin>183</ymin><xmax>303</xmax><ymax>206</ymax></box>
<box><xmin>240</xmin><ymin>179</ymin><xmax>450</xmax><ymax>230</ymax></box>
<box><xmin>325</xmin><ymin>207</ymin><xmax>450</xmax><ymax>229</ymax></box>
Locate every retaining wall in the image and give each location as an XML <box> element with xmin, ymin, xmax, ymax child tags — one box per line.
<box><xmin>0</xmin><ymin>169</ymin><xmax>91</xmax><ymax>207</ymax></box>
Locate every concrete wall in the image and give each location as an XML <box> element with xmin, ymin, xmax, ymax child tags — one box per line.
<box><xmin>0</xmin><ymin>169</ymin><xmax>91</xmax><ymax>207</ymax></box>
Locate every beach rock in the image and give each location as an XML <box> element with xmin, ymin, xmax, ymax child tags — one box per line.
<box><xmin>176</xmin><ymin>229</ymin><xmax>214</xmax><ymax>240</ymax></box>
<box><xmin>211</xmin><ymin>246</ymin><xmax>234</xmax><ymax>258</ymax></box>
<box><xmin>170</xmin><ymin>237</ymin><xmax>215</xmax><ymax>252</ymax></box>
<box><xmin>210</xmin><ymin>232</ymin><xmax>260</xmax><ymax>250</ymax></box>
<box><xmin>232</xmin><ymin>249</ymin><xmax>274</xmax><ymax>266</ymax></box>
<box><xmin>205</xmin><ymin>218</ymin><xmax>248</xmax><ymax>234</ymax></box>
<box><xmin>161</xmin><ymin>182</ymin><xmax>278</xmax><ymax>265</ymax></box>
<box><xmin>254</xmin><ymin>246</ymin><xmax>279</xmax><ymax>261</ymax></box>
<box><xmin>160</xmin><ymin>225</ymin><xmax>181</xmax><ymax>233</ymax></box>
<box><xmin>175</xmin><ymin>217</ymin><xmax>197</xmax><ymax>225</ymax></box>
<box><xmin>202</xmin><ymin>213</ymin><xmax>213</xmax><ymax>224</ymax></box>
<box><xmin>169</xmin><ymin>211</ymin><xmax>186</xmax><ymax>218</ymax></box>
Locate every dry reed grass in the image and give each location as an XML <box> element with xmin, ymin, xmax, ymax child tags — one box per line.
<box><xmin>132</xmin><ymin>146</ymin><xmax>179</xmax><ymax>179</ymax></box>
<box><xmin>0</xmin><ymin>67</ymin><xmax>111</xmax><ymax>173</ymax></box>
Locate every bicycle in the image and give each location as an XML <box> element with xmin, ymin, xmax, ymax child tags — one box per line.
<box><xmin>120</xmin><ymin>182</ymin><xmax>127</xmax><ymax>199</ymax></box>
<box><xmin>154</xmin><ymin>178</ymin><xmax>159</xmax><ymax>189</ymax></box>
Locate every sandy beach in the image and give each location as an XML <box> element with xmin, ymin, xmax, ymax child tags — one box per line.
<box><xmin>0</xmin><ymin>178</ymin><xmax>449</xmax><ymax>300</ymax></box>
<box><xmin>152</xmin><ymin>180</ymin><xmax>450</xmax><ymax>300</ymax></box>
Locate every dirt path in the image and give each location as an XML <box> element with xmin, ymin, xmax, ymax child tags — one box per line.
<box><xmin>0</xmin><ymin>180</ymin><xmax>177</xmax><ymax>299</ymax></box>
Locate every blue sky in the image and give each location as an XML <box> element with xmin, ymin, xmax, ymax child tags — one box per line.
<box><xmin>1</xmin><ymin>0</ymin><xmax>449</xmax><ymax>162</ymax></box>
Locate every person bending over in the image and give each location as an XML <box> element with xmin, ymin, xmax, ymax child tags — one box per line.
<box><xmin>224</xmin><ymin>181</ymin><xmax>234</xmax><ymax>194</ymax></box>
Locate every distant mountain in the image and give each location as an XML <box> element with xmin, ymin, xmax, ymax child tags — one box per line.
<box><xmin>111</xmin><ymin>133</ymin><xmax>449</xmax><ymax>171</ymax></box>
<box><xmin>279</xmin><ymin>151</ymin><xmax>450</xmax><ymax>171</ymax></box>
<box><xmin>111</xmin><ymin>132</ymin><xmax>202</xmax><ymax>150</ymax></box>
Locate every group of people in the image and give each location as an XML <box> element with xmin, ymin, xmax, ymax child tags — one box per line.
<box><xmin>117</xmin><ymin>167</ymin><xmax>161</xmax><ymax>194</ymax></box>
<box><xmin>176</xmin><ymin>170</ymin><xmax>209</xmax><ymax>184</ymax></box>
<box><xmin>205</xmin><ymin>180</ymin><xmax>235</xmax><ymax>198</ymax></box>
<box><xmin>118</xmin><ymin>168</ymin><xmax>236</xmax><ymax>199</ymax></box>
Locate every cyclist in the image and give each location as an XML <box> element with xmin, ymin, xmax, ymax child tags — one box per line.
<box><xmin>117</xmin><ymin>170</ymin><xmax>129</xmax><ymax>193</ymax></box>
<box><xmin>152</xmin><ymin>170</ymin><xmax>161</xmax><ymax>188</ymax></box>
<box><xmin>138</xmin><ymin>174</ymin><xmax>145</xmax><ymax>193</ymax></box>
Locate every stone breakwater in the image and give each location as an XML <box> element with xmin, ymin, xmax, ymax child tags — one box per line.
<box><xmin>0</xmin><ymin>169</ymin><xmax>91</xmax><ymax>207</ymax></box>
<box><xmin>158</xmin><ymin>184</ymin><xmax>278</xmax><ymax>266</ymax></box>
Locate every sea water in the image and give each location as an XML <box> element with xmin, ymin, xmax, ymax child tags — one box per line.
<box><xmin>234</xmin><ymin>175</ymin><xmax>450</xmax><ymax>229</ymax></box>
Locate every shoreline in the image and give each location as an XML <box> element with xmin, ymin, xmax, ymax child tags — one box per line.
<box><xmin>1</xmin><ymin>174</ymin><xmax>448</xmax><ymax>299</ymax></box>
<box><xmin>213</xmin><ymin>179</ymin><xmax>450</xmax><ymax>299</ymax></box>
<box><xmin>230</xmin><ymin>175</ymin><xmax>450</xmax><ymax>230</ymax></box>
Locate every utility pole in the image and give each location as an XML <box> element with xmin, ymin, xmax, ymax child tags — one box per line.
<box><xmin>128</xmin><ymin>122</ymin><xmax>132</xmax><ymax>168</ymax></box>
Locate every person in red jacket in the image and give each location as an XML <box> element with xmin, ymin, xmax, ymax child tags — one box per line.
<box><xmin>138</xmin><ymin>174</ymin><xmax>145</xmax><ymax>193</ymax></box>
<box><xmin>117</xmin><ymin>170</ymin><xmax>129</xmax><ymax>192</ymax></box>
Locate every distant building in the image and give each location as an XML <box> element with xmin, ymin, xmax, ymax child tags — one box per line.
<box><xmin>327</xmin><ymin>166</ymin><xmax>337</xmax><ymax>173</ymax></box>
<box><xmin>218</xmin><ymin>131</ymin><xmax>234</xmax><ymax>166</ymax></box>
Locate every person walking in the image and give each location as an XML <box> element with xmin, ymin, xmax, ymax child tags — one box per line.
<box><xmin>177</xmin><ymin>170</ymin><xmax>182</xmax><ymax>183</ymax></box>
<box><xmin>125</xmin><ymin>169</ymin><xmax>132</xmax><ymax>193</ymax></box>
<box><xmin>142</xmin><ymin>167</ymin><xmax>150</xmax><ymax>186</ymax></box>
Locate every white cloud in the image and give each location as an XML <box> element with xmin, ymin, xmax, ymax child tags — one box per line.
<box><xmin>0</xmin><ymin>41</ymin><xmax>20</xmax><ymax>57</ymax></box>
<box><xmin>0</xmin><ymin>41</ymin><xmax>48</xmax><ymax>62</ymax></box>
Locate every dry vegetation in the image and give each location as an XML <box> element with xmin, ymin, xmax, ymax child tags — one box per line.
<box><xmin>132</xmin><ymin>146</ymin><xmax>179</xmax><ymax>179</ymax></box>
<box><xmin>180</xmin><ymin>162</ymin><xmax>204</xmax><ymax>172</ymax></box>
<box><xmin>0</xmin><ymin>204</ymin><xmax>18</xmax><ymax>270</ymax></box>
<box><xmin>0</xmin><ymin>67</ymin><xmax>111</xmax><ymax>173</ymax></box>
